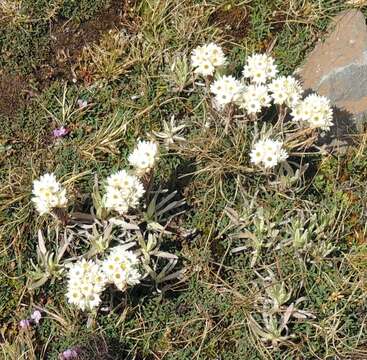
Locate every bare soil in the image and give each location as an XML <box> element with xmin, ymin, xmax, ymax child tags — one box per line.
<box><xmin>36</xmin><ymin>0</ymin><xmax>139</xmax><ymax>84</ymax></box>
<box><xmin>0</xmin><ymin>0</ymin><xmax>138</xmax><ymax>117</ymax></box>
<box><xmin>0</xmin><ymin>73</ymin><xmax>28</xmax><ymax>118</ymax></box>
<box><xmin>209</xmin><ymin>5</ymin><xmax>249</xmax><ymax>40</ymax></box>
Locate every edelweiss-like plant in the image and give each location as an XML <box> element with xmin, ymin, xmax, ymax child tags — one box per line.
<box><xmin>248</xmin><ymin>271</ymin><xmax>315</xmax><ymax>348</ymax></box>
<box><xmin>103</xmin><ymin>170</ymin><xmax>145</xmax><ymax>214</ymax></box>
<box><xmin>191</xmin><ymin>42</ymin><xmax>226</xmax><ymax>76</ymax></box>
<box><xmin>101</xmin><ymin>245</ymin><xmax>141</xmax><ymax>291</ymax></box>
<box><xmin>250</xmin><ymin>138</ymin><xmax>288</xmax><ymax>169</ymax></box>
<box><xmin>29</xmin><ymin>137</ymin><xmax>187</xmax><ymax>313</ymax></box>
<box><xmin>242</xmin><ymin>53</ymin><xmax>278</xmax><ymax>84</ymax></box>
<box><xmin>66</xmin><ymin>259</ymin><xmax>107</xmax><ymax>311</ymax></box>
<box><xmin>128</xmin><ymin>140</ymin><xmax>159</xmax><ymax>176</ymax></box>
<box><xmin>32</xmin><ymin>173</ymin><xmax>67</xmax><ymax>216</ymax></box>
<box><xmin>189</xmin><ymin>43</ymin><xmax>334</xmax><ymax>171</ymax></box>
<box><xmin>151</xmin><ymin>115</ymin><xmax>186</xmax><ymax>149</ymax></box>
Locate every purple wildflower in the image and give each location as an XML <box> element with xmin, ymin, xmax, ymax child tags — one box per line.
<box><xmin>52</xmin><ymin>126</ymin><xmax>69</xmax><ymax>138</ymax></box>
<box><xmin>19</xmin><ymin>310</ymin><xmax>42</xmax><ymax>330</ymax></box>
<box><xmin>77</xmin><ymin>99</ymin><xmax>88</xmax><ymax>108</ymax></box>
<box><xmin>59</xmin><ymin>347</ymin><xmax>80</xmax><ymax>360</ymax></box>
<box><xmin>19</xmin><ymin>319</ymin><xmax>31</xmax><ymax>329</ymax></box>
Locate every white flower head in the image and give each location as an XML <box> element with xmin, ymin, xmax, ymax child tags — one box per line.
<box><xmin>32</xmin><ymin>173</ymin><xmax>67</xmax><ymax>215</ymax></box>
<box><xmin>236</xmin><ymin>84</ymin><xmax>271</xmax><ymax>114</ymax></box>
<box><xmin>242</xmin><ymin>53</ymin><xmax>278</xmax><ymax>84</ymax></box>
<box><xmin>191</xmin><ymin>43</ymin><xmax>226</xmax><ymax>76</ymax></box>
<box><xmin>104</xmin><ymin>170</ymin><xmax>145</xmax><ymax>214</ymax></box>
<box><xmin>268</xmin><ymin>76</ymin><xmax>303</xmax><ymax>108</ymax></box>
<box><xmin>291</xmin><ymin>94</ymin><xmax>333</xmax><ymax>131</ymax></box>
<box><xmin>210</xmin><ymin>75</ymin><xmax>243</xmax><ymax>108</ymax></box>
<box><xmin>250</xmin><ymin>139</ymin><xmax>288</xmax><ymax>169</ymax></box>
<box><xmin>206</xmin><ymin>43</ymin><xmax>226</xmax><ymax>67</ymax></box>
<box><xmin>102</xmin><ymin>246</ymin><xmax>141</xmax><ymax>291</ymax></box>
<box><xmin>66</xmin><ymin>259</ymin><xmax>107</xmax><ymax>311</ymax></box>
<box><xmin>128</xmin><ymin>141</ymin><xmax>159</xmax><ymax>176</ymax></box>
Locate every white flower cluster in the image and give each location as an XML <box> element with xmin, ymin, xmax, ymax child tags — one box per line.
<box><xmin>32</xmin><ymin>173</ymin><xmax>67</xmax><ymax>215</ymax></box>
<box><xmin>102</xmin><ymin>246</ymin><xmax>141</xmax><ymax>291</ymax></box>
<box><xmin>236</xmin><ymin>84</ymin><xmax>271</xmax><ymax>114</ymax></box>
<box><xmin>104</xmin><ymin>140</ymin><xmax>159</xmax><ymax>214</ymax></box>
<box><xmin>291</xmin><ymin>94</ymin><xmax>333</xmax><ymax>131</ymax></box>
<box><xmin>191</xmin><ymin>45</ymin><xmax>335</xmax><ymax>133</ymax></box>
<box><xmin>250</xmin><ymin>139</ymin><xmax>288</xmax><ymax>169</ymax></box>
<box><xmin>65</xmin><ymin>249</ymin><xmax>142</xmax><ymax>311</ymax></box>
<box><xmin>66</xmin><ymin>259</ymin><xmax>107</xmax><ymax>311</ymax></box>
<box><xmin>191</xmin><ymin>43</ymin><xmax>226</xmax><ymax>76</ymax></box>
<box><xmin>243</xmin><ymin>53</ymin><xmax>278</xmax><ymax>84</ymax></box>
<box><xmin>104</xmin><ymin>170</ymin><xmax>145</xmax><ymax>214</ymax></box>
<box><xmin>128</xmin><ymin>140</ymin><xmax>159</xmax><ymax>176</ymax></box>
<box><xmin>210</xmin><ymin>75</ymin><xmax>243</xmax><ymax>108</ymax></box>
<box><xmin>268</xmin><ymin>76</ymin><xmax>303</xmax><ymax>108</ymax></box>
<box><xmin>208</xmin><ymin>54</ymin><xmax>279</xmax><ymax>112</ymax></box>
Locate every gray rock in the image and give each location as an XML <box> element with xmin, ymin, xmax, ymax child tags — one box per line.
<box><xmin>297</xmin><ymin>9</ymin><xmax>367</xmax><ymax>148</ymax></box>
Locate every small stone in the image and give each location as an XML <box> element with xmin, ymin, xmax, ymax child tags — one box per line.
<box><xmin>297</xmin><ymin>10</ymin><xmax>367</xmax><ymax>148</ymax></box>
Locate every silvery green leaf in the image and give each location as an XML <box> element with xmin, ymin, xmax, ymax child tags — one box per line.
<box><xmin>293</xmin><ymin>309</ymin><xmax>316</xmax><ymax>320</ymax></box>
<box><xmin>248</xmin><ymin>315</ymin><xmax>274</xmax><ymax>340</ymax></box>
<box><xmin>156</xmin><ymin>258</ymin><xmax>178</xmax><ymax>283</ymax></box>
<box><xmin>146</xmin><ymin>233</ymin><xmax>157</xmax><ymax>252</ymax></box>
<box><xmin>234</xmin><ymin>231</ymin><xmax>256</xmax><ymax>240</ymax></box>
<box><xmin>156</xmin><ymin>190</ymin><xmax>177</xmax><ymax>210</ymax></box>
<box><xmin>282</xmin><ymin>303</ymin><xmax>294</xmax><ymax>327</ymax></box>
<box><xmin>37</xmin><ymin>230</ymin><xmax>47</xmax><ymax>256</ymax></box>
<box><xmin>153</xmin><ymin>251</ymin><xmax>178</xmax><ymax>259</ymax></box>
<box><xmin>143</xmin><ymin>263</ymin><xmax>155</xmax><ymax>279</ymax></box>
<box><xmin>147</xmin><ymin>221</ymin><xmax>165</xmax><ymax>232</ymax></box>
<box><xmin>156</xmin><ymin>199</ymin><xmax>186</xmax><ymax>217</ymax></box>
<box><xmin>158</xmin><ymin>268</ymin><xmax>186</xmax><ymax>282</ymax></box>
<box><xmin>109</xmin><ymin>218</ymin><xmax>140</xmax><ymax>230</ymax></box>
<box><xmin>116</xmin><ymin>241</ymin><xmax>136</xmax><ymax>250</ymax></box>
<box><xmin>230</xmin><ymin>246</ymin><xmax>247</xmax><ymax>254</ymax></box>
<box><xmin>224</xmin><ymin>207</ymin><xmax>241</xmax><ymax>225</ymax></box>
<box><xmin>146</xmin><ymin>190</ymin><xmax>160</xmax><ymax>219</ymax></box>
<box><xmin>29</xmin><ymin>275</ymin><xmax>49</xmax><ymax>290</ymax></box>
<box><xmin>57</xmin><ymin>232</ymin><xmax>73</xmax><ymax>262</ymax></box>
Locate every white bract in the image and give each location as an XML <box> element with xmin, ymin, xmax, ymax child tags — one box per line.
<box><xmin>102</xmin><ymin>246</ymin><xmax>141</xmax><ymax>291</ymax></box>
<box><xmin>242</xmin><ymin>53</ymin><xmax>278</xmax><ymax>84</ymax></box>
<box><xmin>66</xmin><ymin>259</ymin><xmax>107</xmax><ymax>311</ymax></box>
<box><xmin>236</xmin><ymin>84</ymin><xmax>271</xmax><ymax>114</ymax></box>
<box><xmin>250</xmin><ymin>139</ymin><xmax>288</xmax><ymax>169</ymax></box>
<box><xmin>104</xmin><ymin>170</ymin><xmax>145</xmax><ymax>214</ymax></box>
<box><xmin>268</xmin><ymin>76</ymin><xmax>303</xmax><ymax>108</ymax></box>
<box><xmin>191</xmin><ymin>43</ymin><xmax>226</xmax><ymax>76</ymax></box>
<box><xmin>32</xmin><ymin>173</ymin><xmax>67</xmax><ymax>215</ymax></box>
<box><xmin>210</xmin><ymin>75</ymin><xmax>243</xmax><ymax>108</ymax></box>
<box><xmin>291</xmin><ymin>94</ymin><xmax>333</xmax><ymax>131</ymax></box>
<box><xmin>128</xmin><ymin>140</ymin><xmax>159</xmax><ymax>176</ymax></box>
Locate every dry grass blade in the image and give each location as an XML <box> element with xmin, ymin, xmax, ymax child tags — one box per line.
<box><xmin>79</xmin><ymin>111</ymin><xmax>131</xmax><ymax>160</ymax></box>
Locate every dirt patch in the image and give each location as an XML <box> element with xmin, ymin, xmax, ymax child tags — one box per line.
<box><xmin>36</xmin><ymin>0</ymin><xmax>139</xmax><ymax>85</ymax></box>
<box><xmin>256</xmin><ymin>11</ymin><xmax>288</xmax><ymax>52</ymax></box>
<box><xmin>0</xmin><ymin>73</ymin><xmax>28</xmax><ymax>118</ymax></box>
<box><xmin>209</xmin><ymin>6</ymin><xmax>249</xmax><ymax>40</ymax></box>
<box><xmin>0</xmin><ymin>0</ymin><xmax>138</xmax><ymax>117</ymax></box>
<box><xmin>269</xmin><ymin>11</ymin><xmax>287</xmax><ymax>33</ymax></box>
